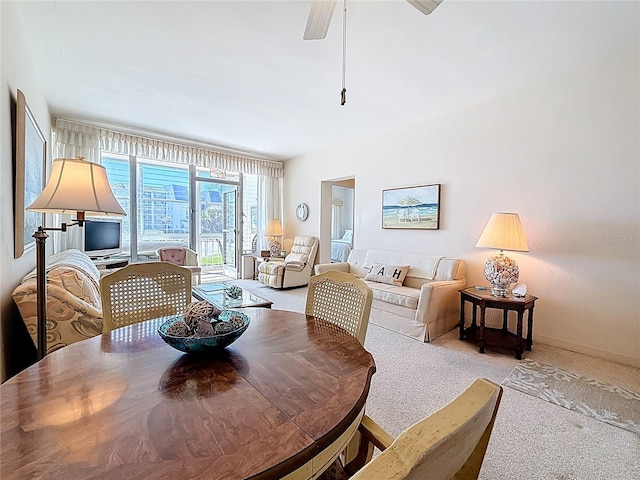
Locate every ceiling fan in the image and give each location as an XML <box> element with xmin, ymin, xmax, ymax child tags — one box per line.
<box><xmin>303</xmin><ymin>0</ymin><xmax>443</xmax><ymax>41</ymax></box>
<box><xmin>303</xmin><ymin>0</ymin><xmax>444</xmax><ymax>105</ymax></box>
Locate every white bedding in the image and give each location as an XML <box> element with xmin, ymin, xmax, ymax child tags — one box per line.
<box><xmin>331</xmin><ymin>239</ymin><xmax>351</xmax><ymax>262</ymax></box>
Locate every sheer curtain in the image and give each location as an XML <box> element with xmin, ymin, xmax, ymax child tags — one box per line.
<box><xmin>52</xmin><ymin>119</ymin><xmax>102</xmax><ymax>252</ymax></box>
<box><xmin>53</xmin><ymin>118</ymin><xmax>284</xmax><ymax>254</ymax></box>
<box><xmin>332</xmin><ymin>201</ymin><xmax>343</xmax><ymax>239</ymax></box>
<box><xmin>257</xmin><ymin>176</ymin><xmax>283</xmax><ymax>252</ymax></box>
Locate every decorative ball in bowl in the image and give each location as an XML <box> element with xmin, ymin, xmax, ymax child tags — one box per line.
<box><xmin>158</xmin><ymin>303</ymin><xmax>250</xmax><ymax>354</ymax></box>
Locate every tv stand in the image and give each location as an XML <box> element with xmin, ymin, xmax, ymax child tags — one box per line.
<box><xmin>92</xmin><ymin>257</ymin><xmax>129</xmax><ymax>270</ymax></box>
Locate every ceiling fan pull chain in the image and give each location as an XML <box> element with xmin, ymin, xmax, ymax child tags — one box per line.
<box><xmin>341</xmin><ymin>0</ymin><xmax>347</xmax><ymax>105</ymax></box>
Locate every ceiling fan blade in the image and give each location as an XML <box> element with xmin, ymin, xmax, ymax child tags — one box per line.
<box><xmin>303</xmin><ymin>0</ymin><xmax>337</xmax><ymax>40</ymax></box>
<box><xmin>406</xmin><ymin>0</ymin><xmax>444</xmax><ymax>15</ymax></box>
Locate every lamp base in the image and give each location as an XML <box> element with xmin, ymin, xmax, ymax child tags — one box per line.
<box><xmin>483</xmin><ymin>252</ymin><xmax>519</xmax><ymax>298</ymax></box>
<box><xmin>269</xmin><ymin>239</ymin><xmax>282</xmax><ymax>258</ymax></box>
<box><xmin>489</xmin><ymin>285</ymin><xmax>510</xmax><ymax>297</ymax></box>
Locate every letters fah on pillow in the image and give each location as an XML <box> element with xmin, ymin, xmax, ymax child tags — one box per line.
<box><xmin>364</xmin><ymin>263</ymin><xmax>410</xmax><ymax>286</ymax></box>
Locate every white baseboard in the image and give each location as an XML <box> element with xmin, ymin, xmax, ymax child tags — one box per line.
<box><xmin>536</xmin><ymin>335</ymin><xmax>640</xmax><ymax>368</ymax></box>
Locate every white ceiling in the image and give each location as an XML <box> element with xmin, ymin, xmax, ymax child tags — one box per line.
<box><xmin>12</xmin><ymin>0</ymin><xmax>639</xmax><ymax>160</ymax></box>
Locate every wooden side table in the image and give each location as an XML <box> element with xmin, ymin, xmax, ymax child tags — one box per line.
<box><xmin>459</xmin><ymin>287</ymin><xmax>538</xmax><ymax>359</ymax></box>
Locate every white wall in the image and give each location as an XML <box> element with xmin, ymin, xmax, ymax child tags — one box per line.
<box><xmin>284</xmin><ymin>50</ymin><xmax>639</xmax><ymax>367</ymax></box>
<box><xmin>0</xmin><ymin>2</ymin><xmax>52</xmax><ymax>381</ymax></box>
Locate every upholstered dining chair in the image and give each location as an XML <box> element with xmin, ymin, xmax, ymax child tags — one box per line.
<box><xmin>320</xmin><ymin>378</ymin><xmax>503</xmax><ymax>480</ymax></box>
<box><xmin>100</xmin><ymin>262</ymin><xmax>192</xmax><ymax>333</ymax></box>
<box><xmin>305</xmin><ymin>271</ymin><xmax>373</xmax><ymax>346</ymax></box>
<box><xmin>156</xmin><ymin>247</ymin><xmax>202</xmax><ymax>285</ymax></box>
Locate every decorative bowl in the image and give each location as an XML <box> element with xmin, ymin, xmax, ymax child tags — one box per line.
<box><xmin>158</xmin><ymin>310</ymin><xmax>250</xmax><ymax>353</ymax></box>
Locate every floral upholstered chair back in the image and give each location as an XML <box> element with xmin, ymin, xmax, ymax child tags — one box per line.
<box><xmin>158</xmin><ymin>247</ymin><xmax>187</xmax><ymax>266</ymax></box>
<box><xmin>156</xmin><ymin>247</ymin><xmax>202</xmax><ymax>285</ymax></box>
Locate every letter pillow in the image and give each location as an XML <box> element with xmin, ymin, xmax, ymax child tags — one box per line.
<box><xmin>364</xmin><ymin>263</ymin><xmax>410</xmax><ymax>286</ymax></box>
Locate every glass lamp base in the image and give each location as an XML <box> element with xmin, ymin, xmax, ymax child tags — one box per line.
<box><xmin>483</xmin><ymin>252</ymin><xmax>519</xmax><ymax>298</ymax></box>
<box><xmin>269</xmin><ymin>239</ymin><xmax>281</xmax><ymax>257</ymax></box>
<box><xmin>490</xmin><ymin>285</ymin><xmax>510</xmax><ymax>297</ymax></box>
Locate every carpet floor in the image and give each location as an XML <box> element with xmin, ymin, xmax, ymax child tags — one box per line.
<box><xmin>230</xmin><ymin>279</ymin><xmax>640</xmax><ymax>479</ymax></box>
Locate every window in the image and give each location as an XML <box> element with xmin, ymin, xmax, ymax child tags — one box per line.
<box><xmin>101</xmin><ymin>154</ymin><xmax>259</xmax><ymax>268</ymax></box>
<box><xmin>102</xmin><ymin>155</ymin><xmax>131</xmax><ymax>255</ymax></box>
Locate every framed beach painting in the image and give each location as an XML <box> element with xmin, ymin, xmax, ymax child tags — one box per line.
<box><xmin>382</xmin><ymin>184</ymin><xmax>441</xmax><ymax>230</ymax></box>
<box><xmin>15</xmin><ymin>89</ymin><xmax>46</xmax><ymax>258</ymax></box>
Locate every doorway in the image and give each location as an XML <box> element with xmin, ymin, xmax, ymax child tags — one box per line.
<box><xmin>191</xmin><ymin>166</ymin><xmax>243</xmax><ymax>279</ymax></box>
<box><xmin>319</xmin><ymin>178</ymin><xmax>355</xmax><ymax>265</ymax></box>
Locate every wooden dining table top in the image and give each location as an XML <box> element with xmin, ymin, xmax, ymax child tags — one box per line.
<box><xmin>0</xmin><ymin>308</ymin><xmax>376</xmax><ymax>479</ymax></box>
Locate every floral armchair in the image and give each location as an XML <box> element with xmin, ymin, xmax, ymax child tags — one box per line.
<box><xmin>156</xmin><ymin>247</ymin><xmax>202</xmax><ymax>285</ymax></box>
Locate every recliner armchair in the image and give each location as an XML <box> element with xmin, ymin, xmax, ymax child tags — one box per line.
<box><xmin>257</xmin><ymin>235</ymin><xmax>319</xmax><ymax>289</ymax></box>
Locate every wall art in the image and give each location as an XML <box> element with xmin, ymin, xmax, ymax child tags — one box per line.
<box><xmin>15</xmin><ymin>89</ymin><xmax>46</xmax><ymax>258</ymax></box>
<box><xmin>382</xmin><ymin>184</ymin><xmax>440</xmax><ymax>230</ymax></box>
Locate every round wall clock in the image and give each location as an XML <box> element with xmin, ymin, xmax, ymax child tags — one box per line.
<box><xmin>296</xmin><ymin>203</ymin><xmax>309</xmax><ymax>221</ymax></box>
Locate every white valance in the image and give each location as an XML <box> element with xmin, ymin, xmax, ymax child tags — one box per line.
<box><xmin>54</xmin><ymin>120</ymin><xmax>101</xmax><ymax>163</ymax></box>
<box><xmin>55</xmin><ymin>119</ymin><xmax>284</xmax><ymax>178</ymax></box>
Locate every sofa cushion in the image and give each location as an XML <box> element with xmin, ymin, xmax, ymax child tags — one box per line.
<box><xmin>49</xmin><ymin>266</ymin><xmax>102</xmax><ymax>309</ymax></box>
<box><xmin>363</xmin><ymin>250</ymin><xmax>443</xmax><ymax>281</ymax></box>
<box><xmin>259</xmin><ymin>260</ymin><xmax>284</xmax><ymax>275</ymax></box>
<box><xmin>364</xmin><ymin>263</ymin><xmax>410</xmax><ymax>286</ymax></box>
<box><xmin>22</xmin><ymin>249</ymin><xmax>102</xmax><ymax>309</ymax></box>
<box><xmin>364</xmin><ymin>281</ymin><xmax>420</xmax><ymax>309</ymax></box>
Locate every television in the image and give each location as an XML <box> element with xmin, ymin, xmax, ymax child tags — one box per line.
<box><xmin>83</xmin><ymin>219</ymin><xmax>122</xmax><ymax>259</ymax></box>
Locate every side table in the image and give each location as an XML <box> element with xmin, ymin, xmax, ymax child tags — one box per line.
<box><xmin>459</xmin><ymin>287</ymin><xmax>538</xmax><ymax>360</ymax></box>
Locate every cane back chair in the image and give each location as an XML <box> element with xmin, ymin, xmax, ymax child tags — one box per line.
<box><xmin>321</xmin><ymin>378</ymin><xmax>503</xmax><ymax>480</ymax></box>
<box><xmin>305</xmin><ymin>271</ymin><xmax>373</xmax><ymax>345</ymax></box>
<box><xmin>100</xmin><ymin>262</ymin><xmax>192</xmax><ymax>333</ymax></box>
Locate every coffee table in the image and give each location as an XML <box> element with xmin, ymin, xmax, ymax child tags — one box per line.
<box><xmin>192</xmin><ymin>282</ymin><xmax>273</xmax><ymax>309</ymax></box>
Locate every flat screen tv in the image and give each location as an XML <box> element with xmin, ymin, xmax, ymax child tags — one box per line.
<box><xmin>83</xmin><ymin>219</ymin><xmax>122</xmax><ymax>259</ymax></box>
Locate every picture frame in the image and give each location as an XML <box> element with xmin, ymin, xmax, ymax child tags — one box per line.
<box><xmin>382</xmin><ymin>184</ymin><xmax>441</xmax><ymax>230</ymax></box>
<box><xmin>14</xmin><ymin>89</ymin><xmax>46</xmax><ymax>258</ymax></box>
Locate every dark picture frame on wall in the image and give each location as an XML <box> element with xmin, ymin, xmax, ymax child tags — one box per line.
<box><xmin>14</xmin><ymin>89</ymin><xmax>46</xmax><ymax>258</ymax></box>
<box><xmin>382</xmin><ymin>183</ymin><xmax>441</xmax><ymax>230</ymax></box>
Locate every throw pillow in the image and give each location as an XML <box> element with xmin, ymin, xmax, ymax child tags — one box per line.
<box><xmin>364</xmin><ymin>263</ymin><xmax>410</xmax><ymax>286</ymax></box>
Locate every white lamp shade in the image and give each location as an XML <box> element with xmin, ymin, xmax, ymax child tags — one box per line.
<box><xmin>476</xmin><ymin>213</ymin><xmax>529</xmax><ymax>252</ymax></box>
<box><xmin>265</xmin><ymin>219</ymin><xmax>284</xmax><ymax>236</ymax></box>
<box><xmin>27</xmin><ymin>157</ymin><xmax>125</xmax><ymax>216</ymax></box>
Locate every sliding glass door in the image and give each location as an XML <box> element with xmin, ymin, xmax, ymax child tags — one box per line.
<box><xmin>192</xmin><ymin>166</ymin><xmax>242</xmax><ymax>279</ymax></box>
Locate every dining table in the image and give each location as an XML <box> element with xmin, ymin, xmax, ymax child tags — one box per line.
<box><xmin>0</xmin><ymin>308</ymin><xmax>376</xmax><ymax>479</ymax></box>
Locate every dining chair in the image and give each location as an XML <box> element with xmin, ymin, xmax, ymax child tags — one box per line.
<box><xmin>305</xmin><ymin>271</ymin><xmax>373</xmax><ymax>345</ymax></box>
<box><xmin>100</xmin><ymin>262</ymin><xmax>192</xmax><ymax>333</ymax></box>
<box><xmin>156</xmin><ymin>246</ymin><xmax>202</xmax><ymax>285</ymax></box>
<box><xmin>320</xmin><ymin>378</ymin><xmax>503</xmax><ymax>480</ymax></box>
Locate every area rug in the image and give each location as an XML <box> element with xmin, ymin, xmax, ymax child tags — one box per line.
<box><xmin>502</xmin><ymin>359</ymin><xmax>640</xmax><ymax>435</ymax></box>
<box><xmin>230</xmin><ymin>279</ymin><xmax>307</xmax><ymax>313</ymax></box>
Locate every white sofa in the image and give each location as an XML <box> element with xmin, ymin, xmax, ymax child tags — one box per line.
<box><xmin>314</xmin><ymin>249</ymin><xmax>466</xmax><ymax>342</ymax></box>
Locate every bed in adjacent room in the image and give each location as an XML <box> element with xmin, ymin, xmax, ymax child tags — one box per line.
<box><xmin>331</xmin><ymin>230</ymin><xmax>353</xmax><ymax>262</ymax></box>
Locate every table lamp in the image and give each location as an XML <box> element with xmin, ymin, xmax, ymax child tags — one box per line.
<box><xmin>475</xmin><ymin>213</ymin><xmax>529</xmax><ymax>297</ymax></box>
<box><xmin>27</xmin><ymin>156</ymin><xmax>126</xmax><ymax>360</ymax></box>
<box><xmin>265</xmin><ymin>219</ymin><xmax>284</xmax><ymax>257</ymax></box>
